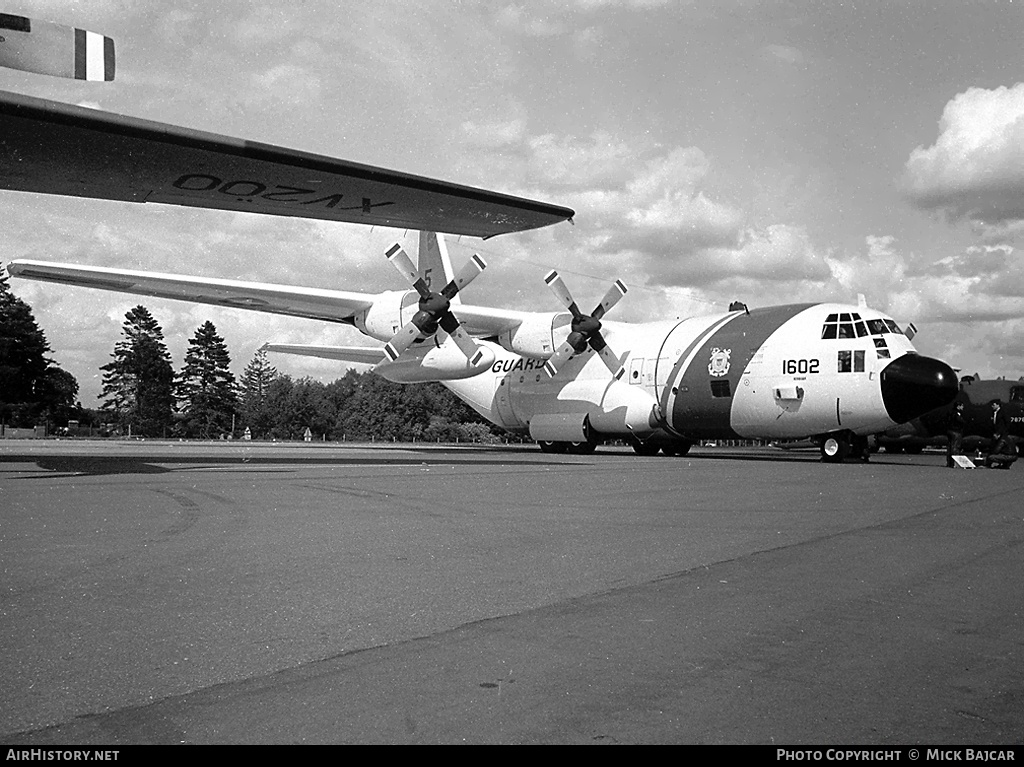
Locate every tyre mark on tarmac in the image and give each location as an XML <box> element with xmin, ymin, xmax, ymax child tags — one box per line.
<box><xmin>148</xmin><ymin>488</ymin><xmax>202</xmax><ymax>539</ymax></box>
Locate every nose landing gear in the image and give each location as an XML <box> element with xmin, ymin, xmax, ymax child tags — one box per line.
<box><xmin>819</xmin><ymin>432</ymin><xmax>871</xmax><ymax>463</ymax></box>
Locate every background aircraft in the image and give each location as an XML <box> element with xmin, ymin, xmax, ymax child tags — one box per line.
<box><xmin>2</xmin><ymin>14</ymin><xmax>959</xmax><ymax>461</ymax></box>
<box><xmin>875</xmin><ymin>375</ymin><xmax>1024</xmax><ymax>457</ymax></box>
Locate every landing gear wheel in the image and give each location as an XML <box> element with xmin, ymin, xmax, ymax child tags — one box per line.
<box><xmin>821</xmin><ymin>434</ymin><xmax>850</xmax><ymax>463</ymax></box>
<box><xmin>567</xmin><ymin>441</ymin><xmax>596</xmax><ymax>454</ymax></box>
<box><xmin>631</xmin><ymin>440</ymin><xmax>661</xmax><ymax>456</ymax></box>
<box><xmin>538</xmin><ymin>441</ymin><xmax>567</xmax><ymax>454</ymax></box>
<box><xmin>662</xmin><ymin>441</ymin><xmax>692</xmax><ymax>457</ymax></box>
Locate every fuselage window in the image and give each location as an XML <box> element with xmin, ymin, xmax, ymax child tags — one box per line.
<box><xmin>711</xmin><ymin>380</ymin><xmax>732</xmax><ymax>398</ymax></box>
<box><xmin>0</xmin><ymin>13</ymin><xmax>31</xmax><ymax>32</ymax></box>
<box><xmin>838</xmin><ymin>350</ymin><xmax>865</xmax><ymax>373</ymax></box>
<box><xmin>838</xmin><ymin>350</ymin><xmax>851</xmax><ymax>373</ymax></box>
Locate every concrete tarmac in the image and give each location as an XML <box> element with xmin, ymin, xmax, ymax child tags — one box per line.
<box><xmin>1</xmin><ymin>440</ymin><xmax>1021</xmax><ymax>744</ymax></box>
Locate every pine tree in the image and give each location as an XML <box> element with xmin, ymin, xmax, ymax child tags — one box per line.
<box><xmin>1</xmin><ymin>266</ymin><xmax>79</xmax><ymax>428</ymax></box>
<box><xmin>176</xmin><ymin>321</ymin><xmax>237</xmax><ymax>439</ymax></box>
<box><xmin>237</xmin><ymin>347</ymin><xmax>278</xmax><ymax>438</ymax></box>
<box><xmin>99</xmin><ymin>306</ymin><xmax>175</xmax><ymax>437</ymax></box>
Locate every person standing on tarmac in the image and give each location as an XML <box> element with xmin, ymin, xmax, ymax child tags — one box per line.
<box><xmin>983</xmin><ymin>399</ymin><xmax>1016</xmax><ymax>469</ymax></box>
<box><xmin>946</xmin><ymin>400</ymin><xmax>966</xmax><ymax>468</ymax></box>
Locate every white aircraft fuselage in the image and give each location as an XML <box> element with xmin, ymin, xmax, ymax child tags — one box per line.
<box><xmin>370</xmin><ymin>297</ymin><xmax>956</xmax><ymax>457</ymax></box>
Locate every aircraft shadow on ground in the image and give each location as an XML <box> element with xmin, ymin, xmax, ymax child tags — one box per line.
<box><xmin>0</xmin><ymin>445</ymin><xmax>952</xmax><ymax>476</ymax></box>
<box><xmin>1</xmin><ymin>452</ymin><xmax>561</xmax><ymax>477</ymax></box>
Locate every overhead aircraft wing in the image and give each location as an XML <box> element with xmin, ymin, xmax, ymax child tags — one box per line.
<box><xmin>6</xmin><ymin>260</ymin><xmax>374</xmax><ymax>324</ymax></box>
<box><xmin>0</xmin><ymin>90</ymin><xmax>574</xmax><ymax>238</ymax></box>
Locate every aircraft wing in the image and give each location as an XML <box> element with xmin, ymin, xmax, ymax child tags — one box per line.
<box><xmin>0</xmin><ymin>90</ymin><xmax>574</xmax><ymax>238</ymax></box>
<box><xmin>6</xmin><ymin>259</ymin><xmax>374</xmax><ymax>324</ymax></box>
<box><xmin>261</xmin><ymin>344</ymin><xmax>385</xmax><ymax>365</ymax></box>
<box><xmin>6</xmin><ymin>258</ymin><xmax>539</xmax><ymax>338</ymax></box>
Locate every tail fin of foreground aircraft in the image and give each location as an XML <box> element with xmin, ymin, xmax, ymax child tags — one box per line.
<box><xmin>0</xmin><ymin>14</ymin><xmax>114</xmax><ymax>81</ymax></box>
<box><xmin>417</xmin><ymin>231</ymin><xmax>458</xmax><ymax>301</ymax></box>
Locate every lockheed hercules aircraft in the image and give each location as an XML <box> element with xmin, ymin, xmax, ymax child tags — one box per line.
<box><xmin>1</xmin><ymin>14</ymin><xmax>958</xmax><ymax>461</ymax></box>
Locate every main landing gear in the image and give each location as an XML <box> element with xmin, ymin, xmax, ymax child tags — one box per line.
<box><xmin>631</xmin><ymin>440</ymin><xmax>692</xmax><ymax>457</ymax></box>
<box><xmin>536</xmin><ymin>439</ymin><xmax>693</xmax><ymax>456</ymax></box>
<box><xmin>819</xmin><ymin>432</ymin><xmax>870</xmax><ymax>463</ymax></box>
<box><xmin>537</xmin><ymin>440</ymin><xmax>596</xmax><ymax>454</ymax></box>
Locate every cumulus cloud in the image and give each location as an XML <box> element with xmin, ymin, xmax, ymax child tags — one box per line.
<box><xmin>639</xmin><ymin>224</ymin><xmax>830</xmax><ymax>290</ymax></box>
<box><xmin>904</xmin><ymin>83</ymin><xmax>1024</xmax><ymax>237</ymax></box>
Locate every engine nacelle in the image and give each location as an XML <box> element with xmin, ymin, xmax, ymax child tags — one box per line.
<box><xmin>373</xmin><ymin>337</ymin><xmax>495</xmax><ymax>383</ymax></box>
<box><xmin>528</xmin><ymin>413</ymin><xmax>591</xmax><ymax>442</ymax></box>
<box><xmin>353</xmin><ymin>290</ymin><xmax>417</xmax><ymax>341</ymax></box>
<box><xmin>497</xmin><ymin>312</ymin><xmax>570</xmax><ymax>359</ymax></box>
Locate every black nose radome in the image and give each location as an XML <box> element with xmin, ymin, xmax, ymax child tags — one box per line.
<box><xmin>880</xmin><ymin>354</ymin><xmax>958</xmax><ymax>424</ymax></box>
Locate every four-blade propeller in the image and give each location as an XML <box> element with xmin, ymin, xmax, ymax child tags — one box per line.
<box><xmin>383</xmin><ymin>244</ymin><xmax>487</xmax><ymax>366</ymax></box>
<box><xmin>382</xmin><ymin>243</ymin><xmax>627</xmax><ymax>382</ymax></box>
<box><xmin>542</xmin><ymin>270</ymin><xmax>627</xmax><ymax>379</ymax></box>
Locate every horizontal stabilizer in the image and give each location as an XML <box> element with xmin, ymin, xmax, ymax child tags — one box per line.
<box><xmin>261</xmin><ymin>344</ymin><xmax>385</xmax><ymax>365</ymax></box>
<box><xmin>0</xmin><ymin>14</ymin><xmax>114</xmax><ymax>81</ymax></box>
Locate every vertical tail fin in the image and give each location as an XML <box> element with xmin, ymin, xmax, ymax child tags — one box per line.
<box><xmin>417</xmin><ymin>231</ymin><xmax>459</xmax><ymax>303</ymax></box>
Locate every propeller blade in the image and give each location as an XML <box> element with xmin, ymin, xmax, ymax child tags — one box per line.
<box><xmin>543</xmin><ymin>339</ymin><xmax>577</xmax><ymax>378</ymax></box>
<box><xmin>595</xmin><ymin>342</ymin><xmax>626</xmax><ymax>381</ymax></box>
<box><xmin>385</xmin><ymin>243</ymin><xmax>417</xmax><ymax>282</ymax></box>
<box><xmin>0</xmin><ymin>15</ymin><xmax>115</xmax><ymax>81</ymax></box>
<box><xmin>383</xmin><ymin>320</ymin><xmax>423</xmax><ymax>361</ymax></box>
<box><xmin>592</xmin><ymin>279</ymin><xmax>628</xmax><ymax>321</ymax></box>
<box><xmin>386</xmin><ymin>244</ymin><xmax>431</xmax><ymax>298</ymax></box>
<box><xmin>441</xmin><ymin>318</ymin><xmax>487</xmax><ymax>366</ymax></box>
<box><xmin>543</xmin><ymin>270</ymin><xmax>583</xmax><ymax>318</ymax></box>
<box><xmin>441</xmin><ymin>253</ymin><xmax>487</xmax><ymax>300</ymax></box>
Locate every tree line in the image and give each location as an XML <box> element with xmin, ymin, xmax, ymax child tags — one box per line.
<box><xmin>1</xmin><ymin>268</ymin><xmax>502</xmax><ymax>442</ymax></box>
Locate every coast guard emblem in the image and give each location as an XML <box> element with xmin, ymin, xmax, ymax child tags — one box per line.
<box><xmin>708</xmin><ymin>347</ymin><xmax>731</xmax><ymax>377</ymax></box>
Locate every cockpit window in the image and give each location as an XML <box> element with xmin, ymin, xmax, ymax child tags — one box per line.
<box><xmin>866</xmin><ymin>319</ymin><xmax>889</xmax><ymax>335</ymax></box>
<box><xmin>1010</xmin><ymin>386</ymin><xmax>1024</xmax><ymax>403</ymax></box>
<box><xmin>822</xmin><ymin>312</ymin><xmax>865</xmax><ymax>340</ymax></box>
<box><xmin>884</xmin><ymin>319</ymin><xmax>904</xmax><ymax>335</ymax></box>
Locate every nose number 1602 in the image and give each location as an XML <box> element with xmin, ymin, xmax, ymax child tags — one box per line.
<box><xmin>782</xmin><ymin>359</ymin><xmax>819</xmax><ymax>375</ymax></box>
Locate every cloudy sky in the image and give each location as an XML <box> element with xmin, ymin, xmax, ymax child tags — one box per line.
<box><xmin>3</xmin><ymin>0</ymin><xmax>1024</xmax><ymax>404</ymax></box>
